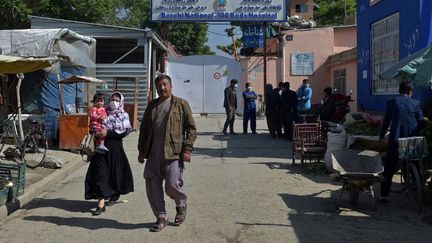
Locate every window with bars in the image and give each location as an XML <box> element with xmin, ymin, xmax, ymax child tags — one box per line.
<box><xmin>371</xmin><ymin>13</ymin><xmax>400</xmax><ymax>94</ymax></box>
<box><xmin>295</xmin><ymin>4</ymin><xmax>308</xmax><ymax>13</ymax></box>
<box><xmin>333</xmin><ymin>69</ymin><xmax>346</xmax><ymax>94</ymax></box>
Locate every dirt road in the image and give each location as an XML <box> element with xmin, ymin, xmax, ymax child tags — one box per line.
<box><xmin>1</xmin><ymin>116</ymin><xmax>432</xmax><ymax>242</ymax></box>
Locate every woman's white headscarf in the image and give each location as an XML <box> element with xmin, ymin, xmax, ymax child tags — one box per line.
<box><xmin>103</xmin><ymin>92</ymin><xmax>132</xmax><ymax>134</ymax></box>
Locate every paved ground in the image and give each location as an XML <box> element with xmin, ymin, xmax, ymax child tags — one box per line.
<box><xmin>1</xmin><ymin>116</ymin><xmax>432</xmax><ymax>242</ymax></box>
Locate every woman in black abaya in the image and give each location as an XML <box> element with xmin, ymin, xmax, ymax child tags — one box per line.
<box><xmin>85</xmin><ymin>92</ymin><xmax>134</xmax><ymax>215</ymax></box>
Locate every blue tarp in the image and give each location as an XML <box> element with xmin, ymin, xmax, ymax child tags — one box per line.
<box><xmin>21</xmin><ymin>67</ymin><xmax>84</xmax><ymax>114</ymax></box>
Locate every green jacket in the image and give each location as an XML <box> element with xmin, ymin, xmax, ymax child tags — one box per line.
<box><xmin>138</xmin><ymin>95</ymin><xmax>197</xmax><ymax>160</ymax></box>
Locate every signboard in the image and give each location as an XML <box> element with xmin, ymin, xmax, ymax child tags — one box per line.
<box><xmin>151</xmin><ymin>0</ymin><xmax>287</xmax><ymax>22</ymax></box>
<box><xmin>241</xmin><ymin>25</ymin><xmax>264</xmax><ymax>48</ymax></box>
<box><xmin>291</xmin><ymin>52</ymin><xmax>314</xmax><ymax>76</ymax></box>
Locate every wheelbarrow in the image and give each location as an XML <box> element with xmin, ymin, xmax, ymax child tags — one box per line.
<box><xmin>331</xmin><ymin>149</ymin><xmax>384</xmax><ymax>210</ymax></box>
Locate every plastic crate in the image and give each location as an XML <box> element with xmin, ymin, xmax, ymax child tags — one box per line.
<box><xmin>0</xmin><ymin>162</ymin><xmax>25</xmax><ymax>202</ymax></box>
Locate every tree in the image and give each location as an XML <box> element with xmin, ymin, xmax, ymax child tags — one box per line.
<box><xmin>120</xmin><ymin>0</ymin><xmax>213</xmax><ymax>56</ymax></box>
<box><xmin>163</xmin><ymin>23</ymin><xmax>215</xmax><ymax>56</ymax></box>
<box><xmin>0</xmin><ymin>0</ymin><xmax>32</xmax><ymax>29</ymax></box>
<box><xmin>216</xmin><ymin>27</ymin><xmax>242</xmax><ymax>60</ymax></box>
<box><xmin>314</xmin><ymin>0</ymin><xmax>356</xmax><ymax>26</ymax></box>
<box><xmin>0</xmin><ymin>0</ymin><xmax>121</xmax><ymax>29</ymax></box>
<box><xmin>216</xmin><ymin>38</ymin><xmax>242</xmax><ymax>58</ymax></box>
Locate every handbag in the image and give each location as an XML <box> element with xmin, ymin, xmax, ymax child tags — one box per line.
<box><xmin>80</xmin><ymin>133</ymin><xmax>95</xmax><ymax>161</ymax></box>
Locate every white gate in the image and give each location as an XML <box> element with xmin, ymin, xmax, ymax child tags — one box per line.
<box><xmin>168</xmin><ymin>55</ymin><xmax>241</xmax><ymax>114</ymax></box>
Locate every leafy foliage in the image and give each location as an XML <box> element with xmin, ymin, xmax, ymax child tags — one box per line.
<box><xmin>217</xmin><ymin>39</ymin><xmax>242</xmax><ymax>56</ymax></box>
<box><xmin>314</xmin><ymin>0</ymin><xmax>356</xmax><ymax>26</ymax></box>
<box><xmin>105</xmin><ymin>0</ymin><xmax>215</xmax><ymax>56</ymax></box>
<box><xmin>164</xmin><ymin>23</ymin><xmax>214</xmax><ymax>56</ymax></box>
<box><xmin>0</xmin><ymin>0</ymin><xmax>120</xmax><ymax>29</ymax></box>
<box><xmin>0</xmin><ymin>0</ymin><xmax>32</xmax><ymax>28</ymax></box>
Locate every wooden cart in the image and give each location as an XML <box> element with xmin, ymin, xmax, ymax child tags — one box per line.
<box><xmin>58</xmin><ymin>76</ymin><xmax>105</xmax><ymax>150</ymax></box>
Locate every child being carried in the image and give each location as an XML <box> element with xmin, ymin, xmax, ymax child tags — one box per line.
<box><xmin>88</xmin><ymin>92</ymin><xmax>109</xmax><ymax>154</ymax></box>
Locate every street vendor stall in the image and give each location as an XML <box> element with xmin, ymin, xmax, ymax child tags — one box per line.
<box><xmin>0</xmin><ymin>55</ymin><xmax>58</xmax><ymax>141</ymax></box>
<box><xmin>58</xmin><ymin>75</ymin><xmax>105</xmax><ymax>150</ymax></box>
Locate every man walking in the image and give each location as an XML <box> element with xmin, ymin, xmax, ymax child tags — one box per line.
<box><xmin>222</xmin><ymin>79</ymin><xmax>238</xmax><ymax>135</ymax></box>
<box><xmin>138</xmin><ymin>74</ymin><xmax>197</xmax><ymax>232</ymax></box>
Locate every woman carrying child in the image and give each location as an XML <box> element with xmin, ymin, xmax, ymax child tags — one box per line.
<box><xmin>84</xmin><ymin>92</ymin><xmax>134</xmax><ymax>215</ymax></box>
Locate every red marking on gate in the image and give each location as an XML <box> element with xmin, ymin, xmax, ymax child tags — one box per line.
<box><xmin>213</xmin><ymin>72</ymin><xmax>221</xmax><ymax>80</ymax></box>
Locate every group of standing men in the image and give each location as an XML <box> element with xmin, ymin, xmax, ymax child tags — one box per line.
<box><xmin>265</xmin><ymin>79</ymin><xmax>312</xmax><ymax>140</ymax></box>
<box><xmin>222</xmin><ymin>78</ymin><xmax>312</xmax><ymax>140</ymax></box>
<box><xmin>222</xmin><ymin>79</ymin><xmax>259</xmax><ymax>135</ymax></box>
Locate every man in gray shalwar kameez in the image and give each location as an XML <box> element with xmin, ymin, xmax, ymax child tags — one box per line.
<box><xmin>138</xmin><ymin>74</ymin><xmax>197</xmax><ymax>232</ymax></box>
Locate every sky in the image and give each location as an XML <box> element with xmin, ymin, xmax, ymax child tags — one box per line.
<box><xmin>206</xmin><ymin>23</ymin><xmax>242</xmax><ymax>58</ymax></box>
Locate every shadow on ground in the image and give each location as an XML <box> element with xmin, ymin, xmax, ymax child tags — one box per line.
<box><xmin>195</xmin><ymin>132</ymin><xmax>293</xmax><ymax>160</ymax></box>
<box><xmin>25</xmin><ymin>198</ymin><xmax>95</xmax><ymax>213</ymax></box>
<box><xmin>23</xmin><ymin>215</ymin><xmax>151</xmax><ymax>230</ymax></box>
<box><xmin>251</xmin><ymin>161</ymin><xmax>334</xmax><ymax>185</ymax></box>
<box><xmin>22</xmin><ymin>198</ymin><xmax>154</xmax><ymax>230</ymax></box>
<box><xmin>276</xmin><ymin>190</ymin><xmax>432</xmax><ymax>242</ymax></box>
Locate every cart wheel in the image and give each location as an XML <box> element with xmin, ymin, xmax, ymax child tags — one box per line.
<box><xmin>407</xmin><ymin>162</ymin><xmax>423</xmax><ymax>213</ymax></box>
<box><xmin>349</xmin><ymin>186</ymin><xmax>359</xmax><ymax>205</ymax></box>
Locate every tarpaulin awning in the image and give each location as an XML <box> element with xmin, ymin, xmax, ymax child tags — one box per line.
<box><xmin>379</xmin><ymin>45</ymin><xmax>432</xmax><ymax>86</ymax></box>
<box><xmin>59</xmin><ymin>75</ymin><xmax>105</xmax><ymax>84</ymax></box>
<box><xmin>0</xmin><ymin>29</ymin><xmax>96</xmax><ymax>68</ymax></box>
<box><xmin>0</xmin><ymin>55</ymin><xmax>57</xmax><ymax>74</ymax></box>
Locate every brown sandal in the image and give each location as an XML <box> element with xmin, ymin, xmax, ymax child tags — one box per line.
<box><xmin>150</xmin><ymin>217</ymin><xmax>168</xmax><ymax>232</ymax></box>
<box><xmin>174</xmin><ymin>206</ymin><xmax>187</xmax><ymax>226</ymax></box>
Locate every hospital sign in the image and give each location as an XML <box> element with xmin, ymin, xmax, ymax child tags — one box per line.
<box><xmin>151</xmin><ymin>0</ymin><xmax>287</xmax><ymax>22</ymax></box>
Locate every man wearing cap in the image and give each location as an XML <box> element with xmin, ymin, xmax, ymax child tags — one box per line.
<box><xmin>242</xmin><ymin>82</ymin><xmax>258</xmax><ymax>134</ymax></box>
<box><xmin>222</xmin><ymin>79</ymin><xmax>239</xmax><ymax>135</ymax></box>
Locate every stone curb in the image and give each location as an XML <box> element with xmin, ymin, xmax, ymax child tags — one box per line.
<box><xmin>0</xmin><ymin>156</ymin><xmax>86</xmax><ymax>222</ymax></box>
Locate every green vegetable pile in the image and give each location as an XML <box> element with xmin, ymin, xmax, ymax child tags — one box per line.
<box><xmin>346</xmin><ymin>121</ymin><xmax>380</xmax><ymax>136</ymax></box>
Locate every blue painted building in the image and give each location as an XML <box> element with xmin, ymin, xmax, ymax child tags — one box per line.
<box><xmin>356</xmin><ymin>0</ymin><xmax>432</xmax><ymax>111</ymax></box>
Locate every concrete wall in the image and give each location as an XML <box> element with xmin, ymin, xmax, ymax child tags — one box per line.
<box><xmin>334</xmin><ymin>26</ymin><xmax>357</xmax><ymax>53</ymax></box>
<box><xmin>241</xmin><ymin>26</ymin><xmax>358</xmax><ymax>108</ymax></box>
<box><xmin>239</xmin><ymin>56</ymin><xmax>279</xmax><ymax>113</ymax></box>
<box><xmin>289</xmin><ymin>0</ymin><xmax>314</xmax><ymax>20</ymax></box>
<box><xmin>329</xmin><ymin>60</ymin><xmax>358</xmax><ymax>112</ymax></box>
<box><xmin>283</xmin><ymin>28</ymin><xmax>335</xmax><ymax>104</ymax></box>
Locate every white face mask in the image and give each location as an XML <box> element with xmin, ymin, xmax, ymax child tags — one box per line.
<box><xmin>247</xmin><ymin>87</ymin><xmax>252</xmax><ymax>91</ymax></box>
<box><xmin>234</xmin><ymin>84</ymin><xmax>238</xmax><ymax>88</ymax></box>
<box><xmin>110</xmin><ymin>101</ymin><xmax>120</xmax><ymax>109</ymax></box>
